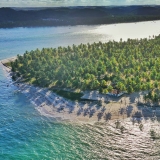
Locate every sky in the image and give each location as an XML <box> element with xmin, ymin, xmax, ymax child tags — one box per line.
<box><xmin>0</xmin><ymin>0</ymin><xmax>160</xmax><ymax>7</ymax></box>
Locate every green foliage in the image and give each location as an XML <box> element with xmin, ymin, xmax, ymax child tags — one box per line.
<box><xmin>103</xmin><ymin>88</ymin><xmax>109</xmax><ymax>94</ymax></box>
<box><xmin>120</xmin><ymin>126</ymin><xmax>125</xmax><ymax>133</ymax></box>
<box><xmin>107</xmin><ymin>85</ymin><xmax>113</xmax><ymax>92</ymax></box>
<box><xmin>115</xmin><ymin>120</ymin><xmax>121</xmax><ymax>129</ymax></box>
<box><xmin>139</xmin><ymin>123</ymin><xmax>143</xmax><ymax>131</ymax></box>
<box><xmin>144</xmin><ymin>89</ymin><xmax>160</xmax><ymax>105</ymax></box>
<box><xmin>12</xmin><ymin>75</ymin><xmax>16</xmax><ymax>81</ymax></box>
<box><xmin>11</xmin><ymin>36</ymin><xmax>160</xmax><ymax>93</ymax></box>
<box><xmin>150</xmin><ymin>129</ymin><xmax>160</xmax><ymax>140</ymax></box>
<box><xmin>4</xmin><ymin>62</ymin><xmax>11</xmax><ymax>67</ymax></box>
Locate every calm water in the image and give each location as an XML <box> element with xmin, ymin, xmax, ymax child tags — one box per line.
<box><xmin>0</xmin><ymin>22</ymin><xmax>160</xmax><ymax>159</ymax></box>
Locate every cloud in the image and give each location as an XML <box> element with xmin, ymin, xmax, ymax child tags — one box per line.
<box><xmin>0</xmin><ymin>0</ymin><xmax>160</xmax><ymax>7</ymax></box>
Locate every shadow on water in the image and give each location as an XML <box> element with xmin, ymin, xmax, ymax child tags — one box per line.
<box><xmin>14</xmin><ymin>92</ymin><xmax>30</xmax><ymax>105</ymax></box>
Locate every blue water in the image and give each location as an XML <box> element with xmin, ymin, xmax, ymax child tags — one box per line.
<box><xmin>0</xmin><ymin>26</ymin><xmax>108</xmax><ymax>160</ymax></box>
<box><xmin>0</xmin><ymin>26</ymin><xmax>160</xmax><ymax>159</ymax></box>
<box><xmin>0</xmin><ymin>26</ymin><xmax>109</xmax><ymax>60</ymax></box>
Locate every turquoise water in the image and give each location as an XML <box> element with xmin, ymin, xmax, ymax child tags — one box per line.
<box><xmin>0</xmin><ymin>26</ymin><xmax>160</xmax><ymax>159</ymax></box>
<box><xmin>0</xmin><ymin>26</ymin><xmax>109</xmax><ymax>160</ymax></box>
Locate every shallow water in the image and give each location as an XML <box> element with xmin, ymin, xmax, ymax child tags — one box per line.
<box><xmin>0</xmin><ymin>21</ymin><xmax>160</xmax><ymax>159</ymax></box>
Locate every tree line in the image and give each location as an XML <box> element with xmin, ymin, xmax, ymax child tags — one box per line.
<box><xmin>11</xmin><ymin>35</ymin><xmax>160</xmax><ymax>96</ymax></box>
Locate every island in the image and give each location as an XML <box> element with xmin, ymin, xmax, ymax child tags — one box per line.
<box><xmin>2</xmin><ymin>35</ymin><xmax>160</xmax><ymax>124</ymax></box>
<box><xmin>1</xmin><ymin>6</ymin><xmax>160</xmax><ymax>28</ymax></box>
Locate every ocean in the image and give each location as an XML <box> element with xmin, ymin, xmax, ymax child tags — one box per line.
<box><xmin>0</xmin><ymin>21</ymin><xmax>160</xmax><ymax>159</ymax></box>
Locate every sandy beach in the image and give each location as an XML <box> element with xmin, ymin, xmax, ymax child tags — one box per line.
<box><xmin>1</xmin><ymin>18</ymin><xmax>160</xmax><ymax>160</ymax></box>
<box><xmin>12</xmin><ymin>82</ymin><xmax>160</xmax><ymax>125</ymax></box>
<box><xmin>1</xmin><ymin>19</ymin><xmax>160</xmax><ymax>124</ymax></box>
<box><xmin>1</xmin><ymin>61</ymin><xmax>160</xmax><ymax>125</ymax></box>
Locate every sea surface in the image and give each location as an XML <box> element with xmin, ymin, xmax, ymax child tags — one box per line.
<box><xmin>0</xmin><ymin>21</ymin><xmax>160</xmax><ymax>159</ymax></box>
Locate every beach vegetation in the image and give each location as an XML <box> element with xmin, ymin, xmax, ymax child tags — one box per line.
<box><xmin>115</xmin><ymin>120</ymin><xmax>121</xmax><ymax>129</ymax></box>
<box><xmin>143</xmin><ymin>89</ymin><xmax>160</xmax><ymax>106</ymax></box>
<box><xmin>150</xmin><ymin>129</ymin><xmax>160</xmax><ymax>140</ymax></box>
<box><xmin>139</xmin><ymin>123</ymin><xmax>143</xmax><ymax>131</ymax></box>
<box><xmin>10</xmin><ymin>35</ymin><xmax>160</xmax><ymax>102</ymax></box>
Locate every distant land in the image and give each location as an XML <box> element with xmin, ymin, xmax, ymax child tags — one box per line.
<box><xmin>1</xmin><ymin>6</ymin><xmax>160</xmax><ymax>28</ymax></box>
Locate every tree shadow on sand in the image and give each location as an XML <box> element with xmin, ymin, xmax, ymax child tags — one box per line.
<box><xmin>119</xmin><ymin>108</ymin><xmax>125</xmax><ymax>115</ymax></box>
<box><xmin>101</xmin><ymin>106</ymin><xmax>106</xmax><ymax>113</ymax></box>
<box><xmin>97</xmin><ymin>112</ymin><xmax>104</xmax><ymax>121</ymax></box>
<box><xmin>83</xmin><ymin>108</ymin><xmax>89</xmax><ymax>116</ymax></box>
<box><xmin>128</xmin><ymin>92</ymin><xmax>141</xmax><ymax>103</ymax></box>
<box><xmin>126</xmin><ymin>105</ymin><xmax>133</xmax><ymax>117</ymax></box>
<box><xmin>89</xmin><ymin>109</ymin><xmax>96</xmax><ymax>118</ymax></box>
<box><xmin>77</xmin><ymin>107</ymin><xmax>83</xmax><ymax>116</ymax></box>
<box><xmin>137</xmin><ymin>105</ymin><xmax>157</xmax><ymax>121</ymax></box>
<box><xmin>68</xmin><ymin>105</ymin><xmax>75</xmax><ymax>114</ymax></box>
<box><xmin>57</xmin><ymin>106</ymin><xmax>64</xmax><ymax>112</ymax></box>
<box><xmin>132</xmin><ymin>111</ymin><xmax>143</xmax><ymax>123</ymax></box>
<box><xmin>104</xmin><ymin>112</ymin><xmax>112</xmax><ymax>121</ymax></box>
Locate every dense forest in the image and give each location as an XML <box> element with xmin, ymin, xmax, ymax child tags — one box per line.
<box><xmin>1</xmin><ymin>6</ymin><xmax>160</xmax><ymax>28</ymax></box>
<box><xmin>11</xmin><ymin>35</ymin><xmax>160</xmax><ymax>95</ymax></box>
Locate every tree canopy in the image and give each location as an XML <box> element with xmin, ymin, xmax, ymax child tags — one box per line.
<box><xmin>11</xmin><ymin>35</ymin><xmax>160</xmax><ymax>94</ymax></box>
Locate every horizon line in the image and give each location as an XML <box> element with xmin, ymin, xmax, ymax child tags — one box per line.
<box><xmin>0</xmin><ymin>4</ymin><xmax>160</xmax><ymax>8</ymax></box>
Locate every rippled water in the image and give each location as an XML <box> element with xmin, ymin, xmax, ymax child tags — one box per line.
<box><xmin>0</xmin><ymin>22</ymin><xmax>160</xmax><ymax>159</ymax></box>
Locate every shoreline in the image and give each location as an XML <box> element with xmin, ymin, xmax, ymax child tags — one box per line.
<box><xmin>1</xmin><ymin>62</ymin><xmax>160</xmax><ymax>160</ymax></box>
<box><xmin>1</xmin><ymin>56</ymin><xmax>17</xmax><ymax>64</ymax></box>
<box><xmin>14</xmin><ymin>82</ymin><xmax>160</xmax><ymax>126</ymax></box>
<box><xmin>0</xmin><ymin>19</ymin><xmax>159</xmax><ymax>29</ymax></box>
<box><xmin>1</xmin><ymin>61</ymin><xmax>160</xmax><ymax>125</ymax></box>
<box><xmin>1</xmin><ymin>6</ymin><xmax>160</xmax><ymax>29</ymax></box>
